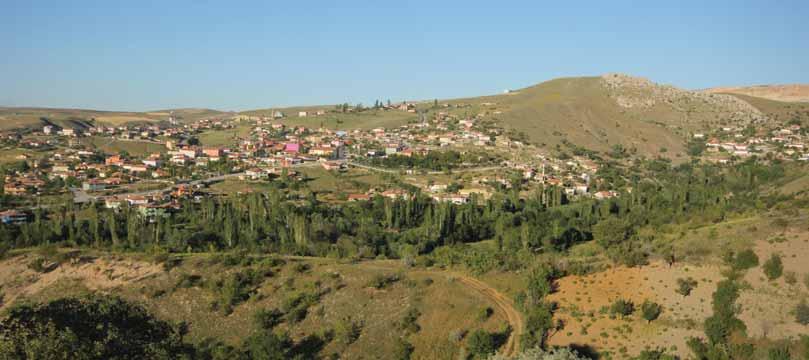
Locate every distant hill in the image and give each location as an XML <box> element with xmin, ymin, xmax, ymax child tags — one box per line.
<box><xmin>443</xmin><ymin>74</ymin><xmax>772</xmax><ymax>159</ymax></box>
<box><xmin>704</xmin><ymin>84</ymin><xmax>809</xmax><ymax>103</ymax></box>
<box><xmin>0</xmin><ymin>107</ymin><xmax>230</xmax><ymax>131</ymax></box>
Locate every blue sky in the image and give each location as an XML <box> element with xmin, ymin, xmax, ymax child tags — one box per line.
<box><xmin>2</xmin><ymin>0</ymin><xmax>807</xmax><ymax>111</ymax></box>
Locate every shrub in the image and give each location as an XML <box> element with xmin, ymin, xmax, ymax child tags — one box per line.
<box><xmin>0</xmin><ymin>243</ymin><xmax>10</xmax><ymax>260</ymax></box>
<box><xmin>448</xmin><ymin>329</ymin><xmax>467</xmax><ymax>342</ymax></box>
<box><xmin>254</xmin><ymin>308</ymin><xmax>284</xmax><ymax>330</ymax></box>
<box><xmin>334</xmin><ymin>316</ymin><xmax>362</xmax><ymax>345</ymax></box>
<box><xmin>367</xmin><ymin>273</ymin><xmax>401</xmax><ymax>289</ymax></box>
<box><xmin>392</xmin><ymin>338</ymin><xmax>414</xmax><ymax>360</ymax></box>
<box><xmin>641</xmin><ymin>300</ymin><xmax>662</xmax><ymax>323</ymax></box>
<box><xmin>292</xmin><ymin>262</ymin><xmax>310</xmax><ymax>273</ymax></box>
<box><xmin>398</xmin><ymin>307</ymin><xmax>421</xmax><ymax>333</ymax></box>
<box><xmin>610</xmin><ymin>299</ymin><xmax>635</xmax><ymax>318</ymax></box>
<box><xmin>477</xmin><ymin>306</ymin><xmax>494</xmax><ymax>322</ymax></box>
<box><xmin>466</xmin><ymin>329</ymin><xmax>495</xmax><ymax>359</ymax></box>
<box><xmin>796</xmin><ymin>301</ymin><xmax>809</xmax><ymax>326</ymax></box>
<box><xmin>174</xmin><ymin>273</ymin><xmax>203</xmax><ymax>289</ymax></box>
<box><xmin>768</xmin><ymin>345</ymin><xmax>790</xmax><ymax>360</ymax></box>
<box><xmin>731</xmin><ymin>249</ymin><xmax>759</xmax><ymax>271</ymax></box>
<box><xmin>785</xmin><ymin>271</ymin><xmax>797</xmax><ymax>285</ymax></box>
<box><xmin>676</xmin><ymin>278</ymin><xmax>698</xmax><ymax>297</ymax></box>
<box><xmin>763</xmin><ymin>254</ymin><xmax>784</xmax><ymax>280</ymax></box>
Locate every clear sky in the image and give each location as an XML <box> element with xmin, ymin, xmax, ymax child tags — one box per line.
<box><xmin>2</xmin><ymin>0</ymin><xmax>807</xmax><ymax>111</ymax></box>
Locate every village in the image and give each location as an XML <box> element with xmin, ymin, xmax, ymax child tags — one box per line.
<box><xmin>1</xmin><ymin>100</ymin><xmax>806</xmax><ymax>226</ymax></box>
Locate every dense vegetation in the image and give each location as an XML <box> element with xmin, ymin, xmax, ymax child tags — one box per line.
<box><xmin>0</xmin><ymin>159</ymin><xmax>789</xmax><ymax>271</ymax></box>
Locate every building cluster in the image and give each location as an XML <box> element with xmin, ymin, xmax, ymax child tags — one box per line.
<box><xmin>698</xmin><ymin>123</ymin><xmax>807</xmax><ymax>162</ymax></box>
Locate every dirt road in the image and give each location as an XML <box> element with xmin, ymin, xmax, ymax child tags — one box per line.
<box><xmin>453</xmin><ymin>274</ymin><xmax>524</xmax><ymax>357</ymax></box>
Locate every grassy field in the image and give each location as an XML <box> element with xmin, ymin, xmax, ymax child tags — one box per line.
<box><xmin>81</xmin><ymin>136</ymin><xmax>166</xmax><ymax>156</ymax></box>
<box><xmin>198</xmin><ymin>124</ymin><xmax>253</xmax><ymax>147</ymax></box>
<box><xmin>0</xmin><ymin>253</ymin><xmax>511</xmax><ymax>360</ymax></box>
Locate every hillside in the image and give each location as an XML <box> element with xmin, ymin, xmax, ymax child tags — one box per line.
<box><xmin>715</xmin><ymin>93</ymin><xmax>809</xmax><ymax>125</ymax></box>
<box><xmin>444</xmin><ymin>74</ymin><xmax>770</xmax><ymax>158</ymax></box>
<box><xmin>705</xmin><ymin>84</ymin><xmax>809</xmax><ymax>103</ymax></box>
<box><xmin>0</xmin><ymin>251</ymin><xmax>515</xmax><ymax>359</ymax></box>
<box><xmin>0</xmin><ymin>107</ymin><xmax>230</xmax><ymax>131</ymax></box>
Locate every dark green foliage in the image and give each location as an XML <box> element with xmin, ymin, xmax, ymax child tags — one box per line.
<box><xmin>704</xmin><ymin>280</ymin><xmax>745</xmax><ymax>346</ymax></box>
<box><xmin>522</xmin><ymin>302</ymin><xmax>556</xmax><ymax>349</ymax></box>
<box><xmin>0</xmin><ymin>295</ymin><xmax>190</xmax><ymax>359</ymax></box>
<box><xmin>398</xmin><ymin>307</ymin><xmax>421</xmax><ymax>333</ymax></box>
<box><xmin>368</xmin><ymin>150</ymin><xmax>498</xmax><ymax>171</ymax></box>
<box><xmin>610</xmin><ymin>299</ymin><xmax>635</xmax><ymax>318</ymax></box>
<box><xmin>392</xmin><ymin>338</ymin><xmax>414</xmax><ymax>360</ymax></box>
<box><xmin>210</xmin><ymin>268</ymin><xmax>270</xmax><ymax>314</ymax></box>
<box><xmin>641</xmin><ymin>300</ymin><xmax>662</xmax><ymax>323</ymax></box>
<box><xmin>676</xmin><ymin>277</ymin><xmax>698</xmax><ymax>297</ymax></box>
<box><xmin>633</xmin><ymin>348</ymin><xmax>677</xmax><ymax>360</ymax></box>
<box><xmin>466</xmin><ymin>329</ymin><xmax>495</xmax><ymax>359</ymax></box>
<box><xmin>242</xmin><ymin>329</ymin><xmax>292</xmax><ymax>360</ymax></box>
<box><xmin>762</xmin><ymin>254</ymin><xmax>783</xmax><ymax>280</ymax></box>
<box><xmin>174</xmin><ymin>273</ymin><xmax>203</xmax><ymax>290</ymax></box>
<box><xmin>477</xmin><ymin>306</ymin><xmax>494</xmax><ymax>322</ymax></box>
<box><xmin>725</xmin><ymin>249</ymin><xmax>759</xmax><ymax>271</ymax></box>
<box><xmin>333</xmin><ymin>316</ymin><xmax>362</xmax><ymax>345</ymax></box>
<box><xmin>768</xmin><ymin>345</ymin><xmax>791</xmax><ymax>360</ymax></box>
<box><xmin>367</xmin><ymin>273</ymin><xmax>402</xmax><ymax>289</ymax></box>
<box><xmin>254</xmin><ymin>308</ymin><xmax>284</xmax><ymax>330</ymax></box>
<box><xmin>280</xmin><ymin>291</ymin><xmax>320</xmax><ymax>324</ymax></box>
<box><xmin>796</xmin><ymin>301</ymin><xmax>809</xmax><ymax>325</ymax></box>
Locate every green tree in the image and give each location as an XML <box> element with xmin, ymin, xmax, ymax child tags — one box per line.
<box><xmin>641</xmin><ymin>300</ymin><xmax>663</xmax><ymax>323</ymax></box>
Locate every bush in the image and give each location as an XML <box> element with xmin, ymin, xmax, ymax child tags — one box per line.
<box><xmin>466</xmin><ymin>329</ymin><xmax>495</xmax><ymax>359</ymax></box>
<box><xmin>610</xmin><ymin>299</ymin><xmax>635</xmax><ymax>318</ymax></box>
<box><xmin>448</xmin><ymin>329</ymin><xmax>467</xmax><ymax>342</ymax></box>
<box><xmin>676</xmin><ymin>278</ymin><xmax>698</xmax><ymax>297</ymax></box>
<box><xmin>174</xmin><ymin>273</ymin><xmax>203</xmax><ymax>289</ymax></box>
<box><xmin>398</xmin><ymin>307</ymin><xmax>421</xmax><ymax>333</ymax></box>
<box><xmin>477</xmin><ymin>306</ymin><xmax>494</xmax><ymax>322</ymax></box>
<box><xmin>367</xmin><ymin>273</ymin><xmax>401</xmax><ymax>289</ymax></box>
<box><xmin>641</xmin><ymin>300</ymin><xmax>662</xmax><ymax>323</ymax></box>
<box><xmin>731</xmin><ymin>249</ymin><xmax>759</xmax><ymax>271</ymax></box>
<box><xmin>768</xmin><ymin>345</ymin><xmax>790</xmax><ymax>360</ymax></box>
<box><xmin>292</xmin><ymin>262</ymin><xmax>310</xmax><ymax>273</ymax></box>
<box><xmin>392</xmin><ymin>338</ymin><xmax>414</xmax><ymax>360</ymax></box>
<box><xmin>796</xmin><ymin>302</ymin><xmax>809</xmax><ymax>326</ymax></box>
<box><xmin>334</xmin><ymin>316</ymin><xmax>362</xmax><ymax>345</ymax></box>
<box><xmin>785</xmin><ymin>271</ymin><xmax>797</xmax><ymax>285</ymax></box>
<box><xmin>763</xmin><ymin>254</ymin><xmax>784</xmax><ymax>280</ymax></box>
<box><xmin>254</xmin><ymin>308</ymin><xmax>284</xmax><ymax>330</ymax></box>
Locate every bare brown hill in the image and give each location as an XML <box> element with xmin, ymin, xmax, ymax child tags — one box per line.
<box><xmin>705</xmin><ymin>84</ymin><xmax>809</xmax><ymax>103</ymax></box>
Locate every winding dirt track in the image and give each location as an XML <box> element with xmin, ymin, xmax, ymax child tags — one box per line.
<box><xmin>343</xmin><ymin>259</ymin><xmax>524</xmax><ymax>357</ymax></box>
<box><xmin>453</xmin><ymin>274</ymin><xmax>523</xmax><ymax>357</ymax></box>
<box><xmin>286</xmin><ymin>256</ymin><xmax>525</xmax><ymax>357</ymax></box>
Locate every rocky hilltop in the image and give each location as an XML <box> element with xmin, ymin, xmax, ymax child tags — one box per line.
<box><xmin>600</xmin><ymin>73</ymin><xmax>767</xmax><ymax>126</ymax></box>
